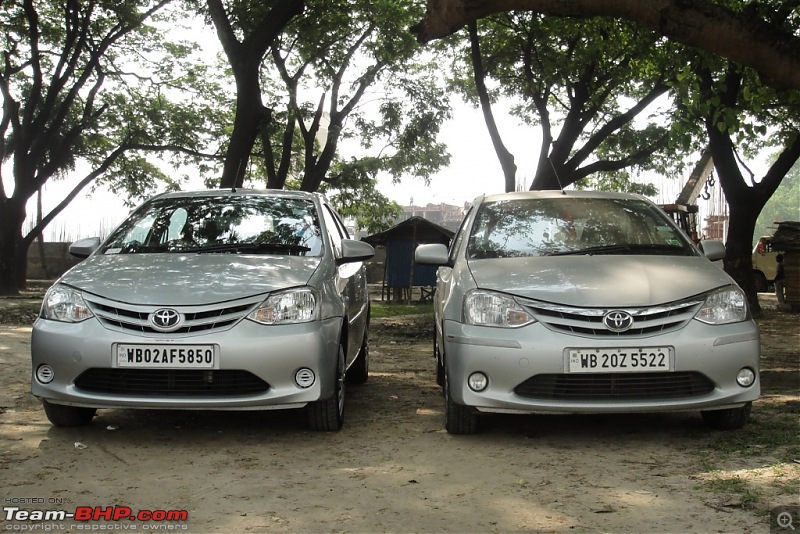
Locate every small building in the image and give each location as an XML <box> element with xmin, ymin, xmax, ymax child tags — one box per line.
<box><xmin>771</xmin><ymin>221</ymin><xmax>800</xmax><ymax>309</ymax></box>
<box><xmin>363</xmin><ymin>216</ymin><xmax>454</xmax><ymax>302</ymax></box>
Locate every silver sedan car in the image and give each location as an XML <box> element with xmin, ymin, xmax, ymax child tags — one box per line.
<box><xmin>416</xmin><ymin>191</ymin><xmax>760</xmax><ymax>434</ymax></box>
<box><xmin>32</xmin><ymin>189</ymin><xmax>373</xmax><ymax>431</ymax></box>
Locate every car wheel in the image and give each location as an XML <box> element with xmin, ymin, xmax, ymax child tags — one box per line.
<box><xmin>753</xmin><ymin>271</ymin><xmax>768</xmax><ymax>293</ymax></box>
<box><xmin>307</xmin><ymin>344</ymin><xmax>346</xmax><ymax>431</ymax></box>
<box><xmin>701</xmin><ymin>402</ymin><xmax>752</xmax><ymax>430</ymax></box>
<box><xmin>346</xmin><ymin>321</ymin><xmax>369</xmax><ymax>385</ymax></box>
<box><xmin>444</xmin><ymin>370</ymin><xmax>478</xmax><ymax>435</ymax></box>
<box><xmin>42</xmin><ymin>400</ymin><xmax>96</xmax><ymax>427</ymax></box>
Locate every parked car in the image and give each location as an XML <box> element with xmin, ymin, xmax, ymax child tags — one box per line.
<box><xmin>31</xmin><ymin>189</ymin><xmax>374</xmax><ymax>431</ymax></box>
<box><xmin>416</xmin><ymin>190</ymin><xmax>760</xmax><ymax>434</ymax></box>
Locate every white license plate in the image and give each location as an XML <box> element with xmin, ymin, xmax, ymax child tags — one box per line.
<box><xmin>567</xmin><ymin>347</ymin><xmax>672</xmax><ymax>373</ymax></box>
<box><xmin>115</xmin><ymin>344</ymin><xmax>216</xmax><ymax>369</ymax></box>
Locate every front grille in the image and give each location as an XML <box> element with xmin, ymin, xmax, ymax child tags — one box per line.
<box><xmin>521</xmin><ymin>298</ymin><xmax>703</xmax><ymax>338</ymax></box>
<box><xmin>514</xmin><ymin>372</ymin><xmax>714</xmax><ymax>401</ymax></box>
<box><xmin>74</xmin><ymin>369</ymin><xmax>270</xmax><ymax>397</ymax></box>
<box><xmin>84</xmin><ymin>295</ymin><xmax>264</xmax><ymax>336</ymax></box>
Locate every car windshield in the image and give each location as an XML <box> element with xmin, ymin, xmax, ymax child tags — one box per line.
<box><xmin>467</xmin><ymin>197</ymin><xmax>696</xmax><ymax>259</ymax></box>
<box><xmin>102</xmin><ymin>195</ymin><xmax>324</xmax><ymax>256</ymax></box>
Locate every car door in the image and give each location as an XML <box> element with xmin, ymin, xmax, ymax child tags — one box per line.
<box><xmin>321</xmin><ymin>204</ymin><xmax>368</xmax><ymax>365</ymax></box>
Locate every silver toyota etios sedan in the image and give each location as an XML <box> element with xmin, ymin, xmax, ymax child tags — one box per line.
<box><xmin>415</xmin><ymin>191</ymin><xmax>760</xmax><ymax>434</ymax></box>
<box><xmin>32</xmin><ymin>189</ymin><xmax>374</xmax><ymax>431</ymax></box>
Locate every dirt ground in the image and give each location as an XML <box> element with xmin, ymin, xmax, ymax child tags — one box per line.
<box><xmin>0</xmin><ymin>288</ymin><xmax>798</xmax><ymax>533</ymax></box>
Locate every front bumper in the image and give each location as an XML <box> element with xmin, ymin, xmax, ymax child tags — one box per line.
<box><xmin>443</xmin><ymin>318</ymin><xmax>761</xmax><ymax>414</ymax></box>
<box><xmin>31</xmin><ymin>315</ymin><xmax>342</xmax><ymax>411</ymax></box>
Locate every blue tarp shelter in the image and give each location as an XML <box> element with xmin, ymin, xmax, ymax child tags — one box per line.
<box><xmin>363</xmin><ymin>216</ymin><xmax>454</xmax><ymax>302</ymax></box>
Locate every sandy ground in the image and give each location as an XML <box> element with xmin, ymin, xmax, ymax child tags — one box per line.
<box><xmin>0</xmin><ymin>291</ymin><xmax>798</xmax><ymax>533</ymax></box>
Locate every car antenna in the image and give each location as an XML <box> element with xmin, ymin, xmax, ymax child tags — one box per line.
<box><xmin>547</xmin><ymin>155</ymin><xmax>567</xmax><ymax>195</ymax></box>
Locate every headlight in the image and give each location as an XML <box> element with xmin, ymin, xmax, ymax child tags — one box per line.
<box><xmin>248</xmin><ymin>288</ymin><xmax>318</xmax><ymax>325</ymax></box>
<box><xmin>695</xmin><ymin>286</ymin><xmax>748</xmax><ymax>325</ymax></box>
<box><xmin>41</xmin><ymin>285</ymin><xmax>94</xmax><ymax>322</ymax></box>
<box><xmin>463</xmin><ymin>290</ymin><xmax>534</xmax><ymax>328</ymax></box>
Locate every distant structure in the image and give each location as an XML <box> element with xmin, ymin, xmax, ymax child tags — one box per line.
<box><xmin>394</xmin><ymin>201</ymin><xmax>467</xmax><ymax>232</ymax></box>
<box><xmin>363</xmin><ymin>216</ymin><xmax>454</xmax><ymax>302</ymax></box>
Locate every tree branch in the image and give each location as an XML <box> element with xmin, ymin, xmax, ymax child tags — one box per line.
<box><xmin>411</xmin><ymin>0</ymin><xmax>800</xmax><ymax>91</ymax></box>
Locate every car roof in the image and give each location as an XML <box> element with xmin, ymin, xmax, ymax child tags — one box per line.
<box><xmin>478</xmin><ymin>190</ymin><xmax>648</xmax><ymax>203</ymax></box>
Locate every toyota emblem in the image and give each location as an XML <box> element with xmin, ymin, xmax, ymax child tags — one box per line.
<box><xmin>150</xmin><ymin>308</ymin><xmax>182</xmax><ymax>332</ymax></box>
<box><xmin>603</xmin><ymin>310</ymin><xmax>634</xmax><ymax>332</ymax></box>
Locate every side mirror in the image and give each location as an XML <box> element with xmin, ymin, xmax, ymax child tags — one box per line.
<box><xmin>69</xmin><ymin>237</ymin><xmax>101</xmax><ymax>259</ymax></box>
<box><xmin>415</xmin><ymin>243</ymin><xmax>450</xmax><ymax>266</ymax></box>
<box><xmin>699</xmin><ymin>239</ymin><xmax>726</xmax><ymax>262</ymax></box>
<box><xmin>338</xmin><ymin>239</ymin><xmax>374</xmax><ymax>264</ymax></box>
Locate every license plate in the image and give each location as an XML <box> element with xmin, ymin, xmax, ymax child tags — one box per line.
<box><xmin>115</xmin><ymin>344</ymin><xmax>216</xmax><ymax>369</ymax></box>
<box><xmin>567</xmin><ymin>347</ymin><xmax>672</xmax><ymax>373</ymax></box>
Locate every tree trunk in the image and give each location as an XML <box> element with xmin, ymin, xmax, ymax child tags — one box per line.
<box><xmin>37</xmin><ymin>189</ymin><xmax>50</xmax><ymax>280</ymax></box>
<box><xmin>208</xmin><ymin>0</ymin><xmax>304</xmax><ymax>189</ymax></box>
<box><xmin>468</xmin><ymin>22</ymin><xmax>517</xmax><ymax>192</ymax></box>
<box><xmin>219</xmin><ymin>67</ymin><xmax>267</xmax><ymax>189</ymax></box>
<box><xmin>0</xmin><ymin>198</ymin><xmax>27</xmax><ymax>296</ymax></box>
<box><xmin>722</xmin><ymin>202</ymin><xmax>762</xmax><ymax>317</ymax></box>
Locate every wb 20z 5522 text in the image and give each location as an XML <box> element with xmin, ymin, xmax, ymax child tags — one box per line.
<box><xmin>567</xmin><ymin>348</ymin><xmax>671</xmax><ymax>372</ymax></box>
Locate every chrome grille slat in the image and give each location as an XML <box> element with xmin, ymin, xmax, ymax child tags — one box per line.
<box><xmin>84</xmin><ymin>295</ymin><xmax>265</xmax><ymax>337</ymax></box>
<box><xmin>521</xmin><ymin>298</ymin><xmax>703</xmax><ymax>338</ymax></box>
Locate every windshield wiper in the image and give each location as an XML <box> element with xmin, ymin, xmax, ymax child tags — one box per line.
<box><xmin>546</xmin><ymin>244</ymin><xmax>632</xmax><ymax>256</ymax></box>
<box><xmin>546</xmin><ymin>243</ymin><xmax>691</xmax><ymax>257</ymax></box>
<box><xmin>181</xmin><ymin>242</ymin><xmax>311</xmax><ymax>255</ymax></box>
<box><xmin>625</xmin><ymin>243</ymin><xmax>692</xmax><ymax>255</ymax></box>
<box><xmin>114</xmin><ymin>243</ymin><xmax>168</xmax><ymax>254</ymax></box>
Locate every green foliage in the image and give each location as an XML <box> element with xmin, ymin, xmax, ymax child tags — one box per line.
<box><xmin>754</xmin><ymin>160</ymin><xmax>800</xmax><ymax>240</ymax></box>
<box><xmin>320</xmin><ymin>157</ymin><xmax>403</xmax><ymax>234</ymax></box>
<box><xmin>257</xmin><ymin>0</ymin><xmax>452</xmax><ymax>195</ymax></box>
<box><xmin>1</xmin><ymin>1</ymin><xmax>223</xmax><ymax>205</ymax></box>
<box><xmin>574</xmin><ymin>172</ymin><xmax>658</xmax><ymax>197</ymax></box>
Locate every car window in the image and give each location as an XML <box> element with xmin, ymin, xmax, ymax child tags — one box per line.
<box><xmin>467</xmin><ymin>197</ymin><xmax>695</xmax><ymax>258</ymax></box>
<box><xmin>102</xmin><ymin>195</ymin><xmax>324</xmax><ymax>256</ymax></box>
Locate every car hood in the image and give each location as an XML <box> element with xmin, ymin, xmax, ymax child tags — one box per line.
<box><xmin>59</xmin><ymin>253</ymin><xmax>322</xmax><ymax>306</ymax></box>
<box><xmin>467</xmin><ymin>255</ymin><xmax>733</xmax><ymax>307</ymax></box>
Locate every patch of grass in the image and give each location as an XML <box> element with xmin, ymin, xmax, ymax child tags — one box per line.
<box><xmin>696</xmin><ymin>401</ymin><xmax>800</xmax><ymax>512</ymax></box>
<box><xmin>370</xmin><ymin>302</ymin><xmax>434</xmax><ymax>319</ymax></box>
<box><xmin>705</xmin><ymin>476</ymin><xmax>761</xmax><ymax>509</ymax></box>
<box><xmin>703</xmin><ymin>406</ymin><xmax>800</xmax><ymax>462</ymax></box>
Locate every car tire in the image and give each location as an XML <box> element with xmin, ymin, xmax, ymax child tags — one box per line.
<box><xmin>346</xmin><ymin>321</ymin><xmax>369</xmax><ymax>385</ymax></box>
<box><xmin>307</xmin><ymin>344</ymin><xmax>346</xmax><ymax>431</ymax></box>
<box><xmin>42</xmin><ymin>400</ymin><xmax>96</xmax><ymax>427</ymax></box>
<box><xmin>444</xmin><ymin>371</ymin><xmax>478</xmax><ymax>435</ymax></box>
<box><xmin>701</xmin><ymin>402</ymin><xmax>752</xmax><ymax>430</ymax></box>
<box><xmin>753</xmin><ymin>271</ymin><xmax>768</xmax><ymax>293</ymax></box>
